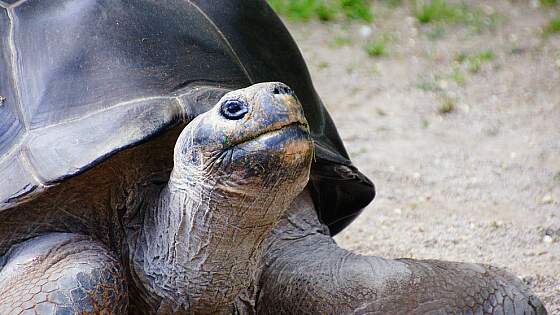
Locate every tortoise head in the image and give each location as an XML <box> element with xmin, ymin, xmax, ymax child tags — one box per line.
<box><xmin>171</xmin><ymin>82</ymin><xmax>313</xmax><ymax>198</ymax></box>
<box><xmin>131</xmin><ymin>83</ymin><xmax>314</xmax><ymax>312</ymax></box>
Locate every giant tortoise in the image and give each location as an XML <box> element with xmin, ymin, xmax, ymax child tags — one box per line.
<box><xmin>0</xmin><ymin>0</ymin><xmax>548</xmax><ymax>314</ymax></box>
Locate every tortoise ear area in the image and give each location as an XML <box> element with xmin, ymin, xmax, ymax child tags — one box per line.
<box><xmin>176</xmin><ymin>116</ymin><xmax>212</xmax><ymax>154</ymax></box>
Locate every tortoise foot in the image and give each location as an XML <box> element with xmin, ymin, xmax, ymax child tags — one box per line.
<box><xmin>0</xmin><ymin>233</ymin><xmax>127</xmax><ymax>315</ymax></box>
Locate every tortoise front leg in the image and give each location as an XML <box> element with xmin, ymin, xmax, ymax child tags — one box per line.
<box><xmin>0</xmin><ymin>233</ymin><xmax>127</xmax><ymax>315</ymax></box>
<box><xmin>255</xmin><ymin>190</ymin><xmax>548</xmax><ymax>315</ymax></box>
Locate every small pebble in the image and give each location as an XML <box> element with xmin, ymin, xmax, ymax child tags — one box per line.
<box><xmin>359</xmin><ymin>25</ymin><xmax>372</xmax><ymax>38</ymax></box>
<box><xmin>541</xmin><ymin>194</ymin><xmax>553</xmax><ymax>204</ymax></box>
<box><xmin>543</xmin><ymin>235</ymin><xmax>554</xmax><ymax>244</ymax></box>
<box><xmin>437</xmin><ymin>80</ymin><xmax>448</xmax><ymax>89</ymax></box>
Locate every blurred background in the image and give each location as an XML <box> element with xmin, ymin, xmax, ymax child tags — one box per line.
<box><xmin>267</xmin><ymin>0</ymin><xmax>559</xmax><ymax>311</ymax></box>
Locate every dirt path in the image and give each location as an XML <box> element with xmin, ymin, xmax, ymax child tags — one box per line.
<box><xmin>286</xmin><ymin>0</ymin><xmax>559</xmax><ymax>311</ymax></box>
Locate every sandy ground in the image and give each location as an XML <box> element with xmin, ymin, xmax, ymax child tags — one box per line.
<box><xmin>285</xmin><ymin>0</ymin><xmax>559</xmax><ymax>312</ymax></box>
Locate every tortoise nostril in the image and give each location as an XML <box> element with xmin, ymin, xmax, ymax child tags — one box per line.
<box><xmin>220</xmin><ymin>100</ymin><xmax>249</xmax><ymax>120</ymax></box>
<box><xmin>273</xmin><ymin>85</ymin><xmax>293</xmax><ymax>96</ymax></box>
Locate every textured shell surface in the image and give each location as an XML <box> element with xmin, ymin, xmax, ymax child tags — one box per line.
<box><xmin>0</xmin><ymin>0</ymin><xmax>374</xmax><ymax>235</ymax></box>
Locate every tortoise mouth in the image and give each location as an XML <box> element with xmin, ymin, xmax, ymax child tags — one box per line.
<box><xmin>228</xmin><ymin>121</ymin><xmax>309</xmax><ymax>149</ymax></box>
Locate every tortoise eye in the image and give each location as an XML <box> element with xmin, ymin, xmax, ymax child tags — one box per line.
<box><xmin>220</xmin><ymin>100</ymin><xmax>249</xmax><ymax>120</ymax></box>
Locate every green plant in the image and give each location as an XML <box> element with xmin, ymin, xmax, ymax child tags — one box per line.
<box><xmin>412</xmin><ymin>0</ymin><xmax>497</xmax><ymax>32</ymax></box>
<box><xmin>454</xmin><ymin>50</ymin><xmax>495</xmax><ymax>73</ymax></box>
<box><xmin>316</xmin><ymin>3</ymin><xmax>338</xmax><ymax>21</ymax></box>
<box><xmin>455</xmin><ymin>51</ymin><xmax>468</xmax><ymax>63</ymax></box>
<box><xmin>268</xmin><ymin>0</ymin><xmax>317</xmax><ymax>21</ymax></box>
<box><xmin>545</xmin><ymin>17</ymin><xmax>560</xmax><ymax>34</ymax></box>
<box><xmin>414</xmin><ymin>0</ymin><xmax>462</xmax><ymax>24</ymax></box>
<box><xmin>364</xmin><ymin>38</ymin><xmax>386</xmax><ymax>57</ymax></box>
<box><xmin>540</xmin><ymin>0</ymin><xmax>558</xmax><ymax>6</ymax></box>
<box><xmin>267</xmin><ymin>0</ymin><xmax>373</xmax><ymax>22</ymax></box>
<box><xmin>467</xmin><ymin>50</ymin><xmax>494</xmax><ymax>73</ymax></box>
<box><xmin>438</xmin><ymin>96</ymin><xmax>455</xmax><ymax>114</ymax></box>
<box><xmin>340</xmin><ymin>0</ymin><xmax>373</xmax><ymax>22</ymax></box>
<box><xmin>450</xmin><ymin>67</ymin><xmax>466</xmax><ymax>85</ymax></box>
<box><xmin>329</xmin><ymin>36</ymin><xmax>352</xmax><ymax>47</ymax></box>
<box><xmin>383</xmin><ymin>0</ymin><xmax>402</xmax><ymax>7</ymax></box>
<box><xmin>364</xmin><ymin>32</ymin><xmax>395</xmax><ymax>57</ymax></box>
<box><xmin>318</xmin><ymin>61</ymin><xmax>330</xmax><ymax>69</ymax></box>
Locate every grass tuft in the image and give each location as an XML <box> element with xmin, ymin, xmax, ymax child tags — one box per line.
<box><xmin>414</xmin><ymin>0</ymin><xmax>463</xmax><ymax>24</ymax></box>
<box><xmin>450</xmin><ymin>67</ymin><xmax>466</xmax><ymax>85</ymax></box>
<box><xmin>412</xmin><ymin>0</ymin><xmax>497</xmax><ymax>33</ymax></box>
<box><xmin>455</xmin><ymin>50</ymin><xmax>495</xmax><ymax>73</ymax></box>
<box><xmin>438</xmin><ymin>96</ymin><xmax>456</xmax><ymax>114</ymax></box>
<box><xmin>540</xmin><ymin>0</ymin><xmax>558</xmax><ymax>6</ymax></box>
<box><xmin>364</xmin><ymin>32</ymin><xmax>395</xmax><ymax>57</ymax></box>
<box><xmin>329</xmin><ymin>36</ymin><xmax>352</xmax><ymax>47</ymax></box>
<box><xmin>341</xmin><ymin>0</ymin><xmax>373</xmax><ymax>22</ymax></box>
<box><xmin>364</xmin><ymin>38</ymin><xmax>386</xmax><ymax>57</ymax></box>
<box><xmin>267</xmin><ymin>0</ymin><xmax>373</xmax><ymax>22</ymax></box>
<box><xmin>544</xmin><ymin>17</ymin><xmax>560</xmax><ymax>35</ymax></box>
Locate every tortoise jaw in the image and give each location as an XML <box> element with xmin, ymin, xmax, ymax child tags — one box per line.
<box><xmin>212</xmin><ymin>121</ymin><xmax>312</xmax><ymax>185</ymax></box>
<box><xmin>226</xmin><ymin>121</ymin><xmax>309</xmax><ymax>149</ymax></box>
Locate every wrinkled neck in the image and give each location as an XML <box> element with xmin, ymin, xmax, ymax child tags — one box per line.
<box><xmin>132</xmin><ymin>170</ymin><xmax>298</xmax><ymax>313</ymax></box>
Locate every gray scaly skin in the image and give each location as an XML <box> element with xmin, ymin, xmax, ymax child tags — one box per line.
<box><xmin>124</xmin><ymin>83</ymin><xmax>313</xmax><ymax>314</ymax></box>
<box><xmin>0</xmin><ymin>233</ymin><xmax>127</xmax><ymax>315</ymax></box>
<box><xmin>252</xmin><ymin>190</ymin><xmax>548</xmax><ymax>315</ymax></box>
<box><xmin>0</xmin><ymin>83</ymin><xmax>548</xmax><ymax>314</ymax></box>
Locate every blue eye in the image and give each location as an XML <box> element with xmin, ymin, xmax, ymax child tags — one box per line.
<box><xmin>220</xmin><ymin>100</ymin><xmax>249</xmax><ymax>120</ymax></box>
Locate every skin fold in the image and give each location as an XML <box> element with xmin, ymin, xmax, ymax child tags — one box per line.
<box><xmin>0</xmin><ymin>83</ymin><xmax>547</xmax><ymax>314</ymax></box>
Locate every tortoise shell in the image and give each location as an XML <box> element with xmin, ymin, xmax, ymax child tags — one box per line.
<box><xmin>0</xmin><ymin>0</ymin><xmax>374</xmax><ymax>235</ymax></box>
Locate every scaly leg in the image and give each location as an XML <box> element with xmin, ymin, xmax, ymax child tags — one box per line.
<box><xmin>0</xmin><ymin>233</ymin><xmax>127</xmax><ymax>315</ymax></box>
<box><xmin>255</xmin><ymin>190</ymin><xmax>547</xmax><ymax>315</ymax></box>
